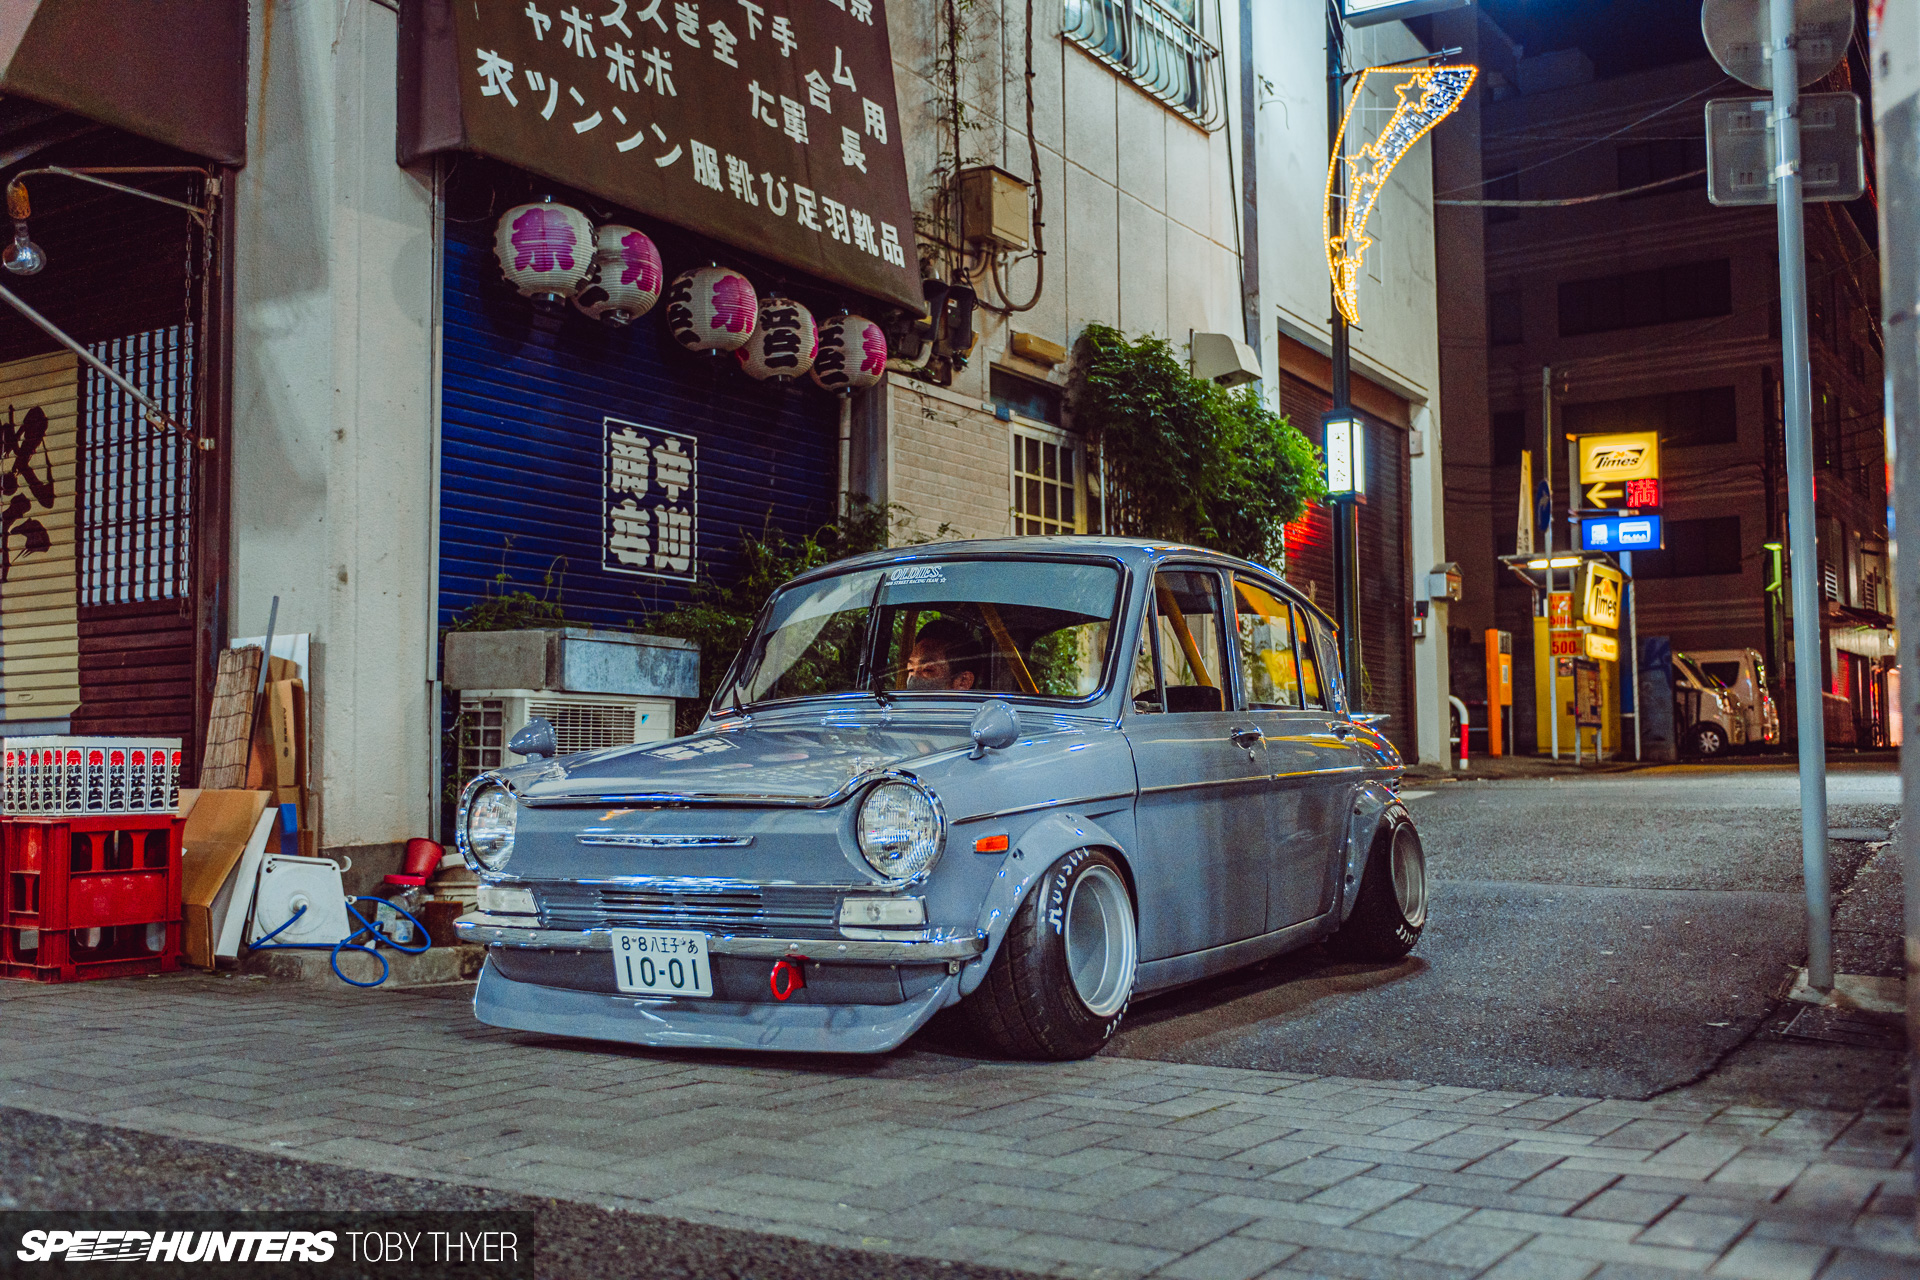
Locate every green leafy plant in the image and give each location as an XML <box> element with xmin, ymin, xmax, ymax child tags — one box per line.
<box><xmin>1070</xmin><ymin>323</ymin><xmax>1326</xmax><ymax>566</ymax></box>
<box><xmin>446</xmin><ymin>543</ymin><xmax>569</xmax><ymax>633</ymax></box>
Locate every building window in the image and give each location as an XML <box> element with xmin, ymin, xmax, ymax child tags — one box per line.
<box><xmin>82</xmin><ymin>327</ymin><xmax>194</xmax><ymax>605</ymax></box>
<box><xmin>1631</xmin><ymin>516</ymin><xmax>1742</xmax><ymax>578</ymax></box>
<box><xmin>1561</xmin><ymin>386</ymin><xmax>1737</xmax><ymax>448</ymax></box>
<box><xmin>1489</xmin><ymin>290</ymin><xmax>1523</xmax><ymax>346</ymax></box>
<box><xmin>1616</xmin><ymin>138</ymin><xmax>1706</xmax><ymax>198</ymax></box>
<box><xmin>1484</xmin><ymin>169</ymin><xmax>1520</xmax><ymax>225</ymax></box>
<box><xmin>1492</xmin><ymin>410</ymin><xmax>1527</xmax><ymax>466</ymax></box>
<box><xmin>1063</xmin><ymin>0</ymin><xmax>1222</xmax><ymax>129</ymax></box>
<box><xmin>1011</xmin><ymin>424</ymin><xmax>1086</xmax><ymax>536</ymax></box>
<box><xmin>1557</xmin><ymin>259</ymin><xmax>1732</xmax><ymax>337</ymax></box>
<box><xmin>991</xmin><ymin>368</ymin><xmax>1062</xmax><ymax>425</ymax></box>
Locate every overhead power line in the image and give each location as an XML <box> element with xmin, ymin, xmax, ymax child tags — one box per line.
<box><xmin>1437</xmin><ymin>168</ymin><xmax>1707</xmax><ymax>207</ymax></box>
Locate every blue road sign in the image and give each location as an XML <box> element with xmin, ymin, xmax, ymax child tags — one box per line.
<box><xmin>1581</xmin><ymin>514</ymin><xmax>1663</xmax><ymax>551</ymax></box>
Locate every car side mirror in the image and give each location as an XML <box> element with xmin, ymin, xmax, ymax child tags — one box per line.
<box><xmin>509</xmin><ymin>716</ymin><xmax>558</xmax><ymax>761</ymax></box>
<box><xmin>968</xmin><ymin>699</ymin><xmax>1021</xmax><ymax>759</ymax></box>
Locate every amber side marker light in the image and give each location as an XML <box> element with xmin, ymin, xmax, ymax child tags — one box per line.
<box><xmin>974</xmin><ymin>834</ymin><xmax>1010</xmax><ymax>854</ymax></box>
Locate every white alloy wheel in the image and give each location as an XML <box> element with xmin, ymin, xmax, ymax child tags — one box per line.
<box><xmin>1064</xmin><ymin>863</ymin><xmax>1136</xmax><ymax>1018</ymax></box>
<box><xmin>1389</xmin><ymin>824</ymin><xmax>1428</xmax><ymax>930</ymax></box>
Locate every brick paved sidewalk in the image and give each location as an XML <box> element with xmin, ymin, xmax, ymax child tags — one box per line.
<box><xmin>1</xmin><ymin>975</ymin><xmax>1913</xmax><ymax>1280</ymax></box>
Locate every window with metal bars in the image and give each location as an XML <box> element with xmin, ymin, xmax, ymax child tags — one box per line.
<box><xmin>1063</xmin><ymin>0</ymin><xmax>1222</xmax><ymax>129</ymax></box>
<box><xmin>1011</xmin><ymin>426</ymin><xmax>1085</xmax><ymax>536</ymax></box>
<box><xmin>80</xmin><ymin>327</ymin><xmax>193</xmax><ymax>606</ymax></box>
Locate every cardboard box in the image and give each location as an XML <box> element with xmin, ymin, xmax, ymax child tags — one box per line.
<box><xmin>179</xmin><ymin>790</ymin><xmax>271</xmax><ymax>969</ymax></box>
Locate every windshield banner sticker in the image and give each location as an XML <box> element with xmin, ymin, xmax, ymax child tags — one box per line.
<box><xmin>604</xmin><ymin>417</ymin><xmax>697</xmax><ymax>582</ymax></box>
<box><xmin>884</xmin><ymin>565</ymin><xmax>946</xmax><ymax>585</ymax></box>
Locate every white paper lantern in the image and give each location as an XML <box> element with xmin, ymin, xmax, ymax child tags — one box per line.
<box><xmin>736</xmin><ymin>297</ymin><xmax>819</xmax><ymax>382</ymax></box>
<box><xmin>810</xmin><ymin>314</ymin><xmax>888</xmax><ymax>393</ymax></box>
<box><xmin>573</xmin><ymin>225</ymin><xmax>664</xmax><ymax>325</ymax></box>
<box><xmin>494</xmin><ymin>199</ymin><xmax>594</xmax><ymax>307</ymax></box>
<box><xmin>665</xmin><ymin>265</ymin><xmax>757</xmax><ymax>354</ymax></box>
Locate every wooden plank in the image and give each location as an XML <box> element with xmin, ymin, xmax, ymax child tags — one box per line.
<box><xmin>198</xmin><ymin>646</ymin><xmax>261</xmax><ymax>789</ymax></box>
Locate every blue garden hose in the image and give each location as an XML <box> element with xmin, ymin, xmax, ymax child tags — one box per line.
<box><xmin>247</xmin><ymin>897</ymin><xmax>429</xmax><ymax>988</ymax></box>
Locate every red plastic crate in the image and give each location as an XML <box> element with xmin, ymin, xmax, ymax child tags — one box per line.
<box><xmin>1</xmin><ymin>814</ymin><xmax>183</xmax><ymax>982</ymax></box>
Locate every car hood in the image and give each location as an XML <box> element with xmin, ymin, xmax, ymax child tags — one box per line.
<box><xmin>503</xmin><ymin>710</ymin><xmax>982</xmax><ymax>805</ymax></box>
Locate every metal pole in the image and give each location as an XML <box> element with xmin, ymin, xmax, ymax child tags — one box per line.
<box><xmin>1544</xmin><ymin>365</ymin><xmax>1559</xmax><ymax>760</ymax></box>
<box><xmin>1328</xmin><ymin>0</ymin><xmax>1362</xmax><ymax>700</ymax></box>
<box><xmin>1771</xmin><ymin>0</ymin><xmax>1831</xmax><ymax>992</ymax></box>
<box><xmin>1867</xmin><ymin>0</ymin><xmax>1919</xmax><ymax>1212</ymax></box>
<box><xmin>1624</xmin><ymin>550</ymin><xmax>1641</xmax><ymax>761</ymax></box>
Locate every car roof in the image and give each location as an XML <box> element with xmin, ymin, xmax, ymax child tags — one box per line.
<box><xmin>784</xmin><ymin>536</ymin><xmax>1338</xmax><ymax>628</ymax></box>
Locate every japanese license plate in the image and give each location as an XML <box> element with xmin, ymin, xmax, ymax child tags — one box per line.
<box><xmin>610</xmin><ymin>929</ymin><xmax>713</xmax><ymax>998</ymax></box>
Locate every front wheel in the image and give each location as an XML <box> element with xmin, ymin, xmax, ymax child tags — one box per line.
<box><xmin>965</xmin><ymin>849</ymin><xmax>1137</xmax><ymax>1060</ymax></box>
<box><xmin>1325</xmin><ymin>821</ymin><xmax>1427</xmax><ymax>962</ymax></box>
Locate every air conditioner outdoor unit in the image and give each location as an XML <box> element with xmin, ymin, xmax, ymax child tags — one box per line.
<box><xmin>455</xmin><ymin>689</ymin><xmax>674</xmax><ymax>789</ymax></box>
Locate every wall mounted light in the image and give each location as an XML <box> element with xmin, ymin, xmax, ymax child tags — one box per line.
<box><xmin>3</xmin><ymin>181</ymin><xmax>43</xmax><ymax>276</ymax></box>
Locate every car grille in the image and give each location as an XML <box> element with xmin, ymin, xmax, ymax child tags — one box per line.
<box><xmin>534</xmin><ymin>881</ymin><xmax>842</xmax><ymax>937</ymax></box>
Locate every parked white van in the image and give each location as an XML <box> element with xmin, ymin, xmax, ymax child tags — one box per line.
<box><xmin>1683</xmin><ymin>648</ymin><xmax>1780</xmax><ymax>750</ymax></box>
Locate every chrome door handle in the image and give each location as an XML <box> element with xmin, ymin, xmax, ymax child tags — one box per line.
<box><xmin>1230</xmin><ymin>727</ymin><xmax>1264</xmax><ymax>749</ymax></box>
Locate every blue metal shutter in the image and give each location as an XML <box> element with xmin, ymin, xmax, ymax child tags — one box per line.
<box><xmin>439</xmin><ymin>217</ymin><xmax>840</xmax><ymax>631</ymax></box>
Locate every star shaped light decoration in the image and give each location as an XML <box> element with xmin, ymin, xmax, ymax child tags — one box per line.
<box><xmin>1324</xmin><ymin>65</ymin><xmax>1478</xmax><ymax>327</ymax></box>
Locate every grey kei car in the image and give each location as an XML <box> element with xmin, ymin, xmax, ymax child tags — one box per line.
<box><xmin>454</xmin><ymin>537</ymin><xmax>1426</xmax><ymax>1060</ymax></box>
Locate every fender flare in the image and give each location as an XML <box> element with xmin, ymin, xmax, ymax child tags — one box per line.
<box><xmin>958</xmin><ymin>809</ymin><xmax>1132</xmax><ymax>997</ymax></box>
<box><xmin>1339</xmin><ymin>784</ymin><xmax>1409</xmax><ymax>922</ymax></box>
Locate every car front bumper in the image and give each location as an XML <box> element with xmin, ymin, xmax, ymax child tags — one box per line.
<box><xmin>472</xmin><ymin>956</ymin><xmax>962</xmax><ymax>1054</ymax></box>
<box><xmin>454</xmin><ymin>912</ymin><xmax>986</xmax><ymax>963</ymax></box>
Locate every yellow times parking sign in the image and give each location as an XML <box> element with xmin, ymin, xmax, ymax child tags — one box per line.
<box><xmin>1577</xmin><ymin>431</ymin><xmax>1661</xmax><ymax>484</ymax></box>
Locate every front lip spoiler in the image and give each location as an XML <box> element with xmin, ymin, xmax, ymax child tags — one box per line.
<box><xmin>454</xmin><ymin>913</ymin><xmax>986</xmax><ymax>964</ymax></box>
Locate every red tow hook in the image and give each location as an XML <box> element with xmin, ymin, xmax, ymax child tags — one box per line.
<box><xmin>770</xmin><ymin>956</ymin><xmax>807</xmax><ymax>1001</ymax></box>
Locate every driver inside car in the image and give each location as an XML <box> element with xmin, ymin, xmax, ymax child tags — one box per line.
<box><xmin>903</xmin><ymin>618</ymin><xmax>987</xmax><ymax>691</ymax></box>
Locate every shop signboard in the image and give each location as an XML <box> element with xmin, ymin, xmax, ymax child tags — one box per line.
<box><xmin>1576</xmin><ymin>431</ymin><xmax>1661</xmax><ymax>486</ymax></box>
<box><xmin>1547</xmin><ymin>591</ymin><xmax>1572</xmax><ymax>629</ymax></box>
<box><xmin>604</xmin><ymin>417</ymin><xmax>697</xmax><ymax>582</ymax></box>
<box><xmin>1584</xmin><ymin>632</ymin><xmax>1619</xmax><ymax>662</ymax></box>
<box><xmin>400</xmin><ymin>0</ymin><xmax>925</xmax><ymax>312</ymax></box>
<box><xmin>0</xmin><ymin>352</ymin><xmax>78</xmax><ymax>721</ymax></box>
<box><xmin>1580</xmin><ymin>513</ymin><xmax>1663</xmax><ymax>551</ymax></box>
<box><xmin>1549</xmin><ymin>629</ymin><xmax>1582</xmax><ymax>658</ymax></box>
<box><xmin>1582</xmin><ymin>562</ymin><xmax>1623</xmax><ymax>630</ymax></box>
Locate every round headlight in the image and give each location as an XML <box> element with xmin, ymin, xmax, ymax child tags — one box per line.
<box><xmin>856</xmin><ymin>782</ymin><xmax>944</xmax><ymax>880</ymax></box>
<box><xmin>462</xmin><ymin>781</ymin><xmax>518</xmax><ymax>872</ymax></box>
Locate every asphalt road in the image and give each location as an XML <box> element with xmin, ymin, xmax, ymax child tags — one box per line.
<box><xmin>1103</xmin><ymin>764</ymin><xmax>1902</xmax><ymax>1101</ymax></box>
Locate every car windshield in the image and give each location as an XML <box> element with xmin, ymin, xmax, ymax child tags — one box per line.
<box><xmin>726</xmin><ymin>559</ymin><xmax>1123</xmax><ymax>707</ymax></box>
<box><xmin>1676</xmin><ymin>655</ymin><xmax>1722</xmax><ymax>689</ymax></box>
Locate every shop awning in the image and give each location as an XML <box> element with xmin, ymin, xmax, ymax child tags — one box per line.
<box><xmin>398</xmin><ymin>0</ymin><xmax>925</xmax><ymax>314</ymax></box>
<box><xmin>0</xmin><ymin>0</ymin><xmax>247</xmax><ymax>165</ymax></box>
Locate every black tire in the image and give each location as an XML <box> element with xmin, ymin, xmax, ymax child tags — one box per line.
<box><xmin>1325</xmin><ymin>820</ymin><xmax>1427</xmax><ymax>962</ymax></box>
<box><xmin>1690</xmin><ymin>724</ymin><xmax>1727</xmax><ymax>757</ymax></box>
<box><xmin>965</xmin><ymin>848</ymin><xmax>1137</xmax><ymax>1060</ymax></box>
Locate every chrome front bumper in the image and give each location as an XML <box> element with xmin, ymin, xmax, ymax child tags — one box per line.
<box><xmin>454</xmin><ymin>912</ymin><xmax>985</xmax><ymax>964</ymax></box>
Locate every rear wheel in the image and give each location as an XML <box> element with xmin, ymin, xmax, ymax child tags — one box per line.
<box><xmin>1690</xmin><ymin>724</ymin><xmax>1727</xmax><ymax>757</ymax></box>
<box><xmin>965</xmin><ymin>849</ymin><xmax>1136</xmax><ymax>1060</ymax></box>
<box><xmin>1326</xmin><ymin>821</ymin><xmax>1427</xmax><ymax>962</ymax></box>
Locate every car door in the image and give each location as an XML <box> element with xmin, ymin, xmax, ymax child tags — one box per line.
<box><xmin>1231</xmin><ymin>578</ymin><xmax>1359</xmax><ymax>928</ymax></box>
<box><xmin>1229</xmin><ymin>575</ymin><xmax>1333</xmax><ymax>931</ymax></box>
<box><xmin>1125</xmin><ymin>566</ymin><xmax>1272</xmax><ymax>958</ymax></box>
<box><xmin>1287</xmin><ymin>606</ymin><xmax>1368</xmax><ymax>924</ymax></box>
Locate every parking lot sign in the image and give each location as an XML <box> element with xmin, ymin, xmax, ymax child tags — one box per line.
<box><xmin>1581</xmin><ymin>514</ymin><xmax>1664</xmax><ymax>551</ymax></box>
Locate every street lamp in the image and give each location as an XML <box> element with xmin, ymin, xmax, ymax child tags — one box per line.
<box><xmin>1322</xmin><ymin>412</ymin><xmax>1367</xmax><ymax>501</ymax></box>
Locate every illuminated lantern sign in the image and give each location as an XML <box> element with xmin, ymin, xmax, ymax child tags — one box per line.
<box><xmin>666</xmin><ymin>266</ymin><xmax>757</xmax><ymax>354</ymax></box>
<box><xmin>494</xmin><ymin>199</ymin><xmax>594</xmax><ymax>307</ymax></box>
<box><xmin>739</xmin><ymin>297</ymin><xmax>819</xmax><ymax>382</ymax></box>
<box><xmin>1322</xmin><ymin>413</ymin><xmax>1366</xmax><ymax>500</ymax></box>
<box><xmin>811</xmin><ymin>314</ymin><xmax>887</xmax><ymax>393</ymax></box>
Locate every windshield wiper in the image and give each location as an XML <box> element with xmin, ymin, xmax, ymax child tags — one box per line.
<box><xmin>863</xmin><ymin>572</ymin><xmax>893</xmax><ymax>707</ymax></box>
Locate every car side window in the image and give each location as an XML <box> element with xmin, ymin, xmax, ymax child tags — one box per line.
<box><xmin>1146</xmin><ymin>569</ymin><xmax>1230</xmax><ymax>714</ymax></box>
<box><xmin>1295</xmin><ymin>605</ymin><xmax>1328</xmax><ymax>710</ymax></box>
<box><xmin>1233</xmin><ymin>577</ymin><xmax>1301</xmax><ymax>709</ymax></box>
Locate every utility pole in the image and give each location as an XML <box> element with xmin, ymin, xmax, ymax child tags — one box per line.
<box><xmin>1543</xmin><ymin>365</ymin><xmax>1558</xmax><ymax>760</ymax></box>
<box><xmin>1327</xmin><ymin>0</ymin><xmax>1362</xmax><ymax>694</ymax></box>
<box><xmin>1769</xmin><ymin>0</ymin><xmax>1831</xmax><ymax>991</ymax></box>
<box><xmin>1867</xmin><ymin>0</ymin><xmax>1919</xmax><ymax>1201</ymax></box>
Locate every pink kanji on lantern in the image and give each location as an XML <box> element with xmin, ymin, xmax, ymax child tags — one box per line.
<box><xmin>859</xmin><ymin>322</ymin><xmax>887</xmax><ymax>376</ymax></box>
<box><xmin>710</xmin><ymin>272</ymin><xmax>755</xmax><ymax>333</ymax></box>
<box><xmin>619</xmin><ymin>231</ymin><xmax>663</xmax><ymax>294</ymax></box>
<box><xmin>512</xmin><ymin>206</ymin><xmax>581</xmax><ymax>272</ymax></box>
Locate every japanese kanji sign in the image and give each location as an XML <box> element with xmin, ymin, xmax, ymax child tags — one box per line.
<box><xmin>0</xmin><ymin>351</ymin><xmax>78</xmax><ymax>719</ymax></box>
<box><xmin>401</xmin><ymin>0</ymin><xmax>923</xmax><ymax>313</ymax></box>
<box><xmin>604</xmin><ymin>416</ymin><xmax>698</xmax><ymax>581</ymax></box>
